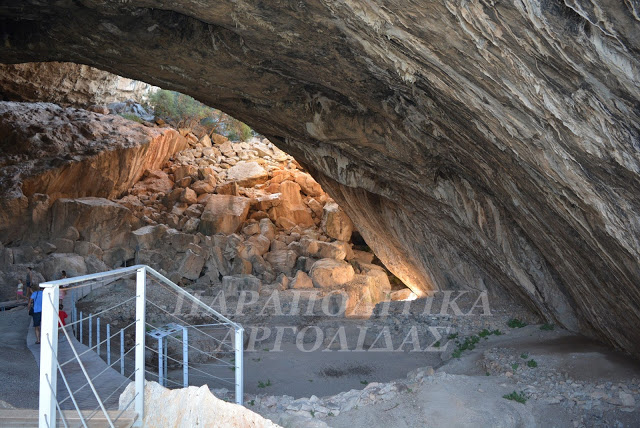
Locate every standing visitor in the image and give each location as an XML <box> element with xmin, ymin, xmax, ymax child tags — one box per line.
<box><xmin>16</xmin><ymin>279</ymin><xmax>24</xmax><ymax>300</ymax></box>
<box><xmin>28</xmin><ymin>285</ymin><xmax>43</xmax><ymax>344</ymax></box>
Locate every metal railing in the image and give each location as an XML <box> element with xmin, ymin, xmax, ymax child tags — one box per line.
<box><xmin>38</xmin><ymin>265</ymin><xmax>244</xmax><ymax>427</ymax></box>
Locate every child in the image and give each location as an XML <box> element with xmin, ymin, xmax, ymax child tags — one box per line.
<box><xmin>16</xmin><ymin>280</ymin><xmax>24</xmax><ymax>300</ymax></box>
<box><xmin>58</xmin><ymin>303</ymin><xmax>68</xmax><ymax>328</ymax></box>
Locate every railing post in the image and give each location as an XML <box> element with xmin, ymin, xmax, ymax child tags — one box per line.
<box><xmin>88</xmin><ymin>313</ymin><xmax>92</xmax><ymax>349</ymax></box>
<box><xmin>235</xmin><ymin>327</ymin><xmax>244</xmax><ymax>405</ymax></box>
<box><xmin>97</xmin><ymin>317</ymin><xmax>101</xmax><ymax>356</ymax></box>
<box><xmin>79</xmin><ymin>311</ymin><xmax>83</xmax><ymax>344</ymax></box>
<box><xmin>158</xmin><ymin>337</ymin><xmax>163</xmax><ymax>387</ymax></box>
<box><xmin>134</xmin><ymin>267</ymin><xmax>146</xmax><ymax>426</ymax></box>
<box><xmin>120</xmin><ymin>329</ymin><xmax>125</xmax><ymax>375</ymax></box>
<box><xmin>183</xmin><ymin>327</ymin><xmax>188</xmax><ymax>388</ymax></box>
<box><xmin>107</xmin><ymin>323</ymin><xmax>111</xmax><ymax>366</ymax></box>
<box><xmin>39</xmin><ymin>285</ymin><xmax>59</xmax><ymax>428</ymax></box>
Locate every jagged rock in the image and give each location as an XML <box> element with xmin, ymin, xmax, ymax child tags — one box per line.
<box><xmin>119</xmin><ymin>381</ymin><xmax>280</xmax><ymax>428</ymax></box>
<box><xmin>180</xmin><ymin>187</ymin><xmax>197</xmax><ymax>204</ymax></box>
<box><xmin>177</xmin><ymin>249</ymin><xmax>205</xmax><ymax>280</ymax></box>
<box><xmin>309</xmin><ymin>258</ymin><xmax>355</xmax><ymax>288</ymax></box>
<box><xmin>132</xmin><ymin>225</ymin><xmax>168</xmax><ymax>250</ymax></box>
<box><xmin>290</xmin><ymin>270</ymin><xmax>313</xmax><ymax>289</ymax></box>
<box><xmin>225</xmin><ymin>161</ymin><xmax>269</xmax><ymax>187</ymax></box>
<box><xmin>191</xmin><ymin>180</ymin><xmax>214</xmax><ymax>195</ymax></box>
<box><xmin>269</xmin><ymin>181</ymin><xmax>314</xmax><ymax>229</ymax></box>
<box><xmin>321</xmin><ymin>202</ymin><xmax>353</xmax><ymax>242</ymax></box>
<box><xmin>199</xmin><ymin>195</ymin><xmax>251</xmax><ymax>235</ymax></box>
<box><xmin>259</xmin><ymin>218</ymin><xmax>276</xmax><ymax>241</ymax></box>
<box><xmin>265</xmin><ymin>250</ymin><xmax>297</xmax><ymax>276</ymax></box>
<box><xmin>231</xmin><ymin>257</ymin><xmax>253</xmax><ymax>275</ymax></box>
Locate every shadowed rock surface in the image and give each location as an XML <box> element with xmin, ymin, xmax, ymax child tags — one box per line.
<box><xmin>0</xmin><ymin>1</ymin><xmax>639</xmax><ymax>356</ymax></box>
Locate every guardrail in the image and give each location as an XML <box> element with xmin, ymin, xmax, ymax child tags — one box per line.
<box><xmin>38</xmin><ymin>265</ymin><xmax>244</xmax><ymax>427</ymax></box>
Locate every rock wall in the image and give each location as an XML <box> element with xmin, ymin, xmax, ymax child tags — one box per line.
<box><xmin>0</xmin><ymin>62</ymin><xmax>154</xmax><ymax>107</ymax></box>
<box><xmin>0</xmin><ymin>1</ymin><xmax>639</xmax><ymax>355</ymax></box>
<box><xmin>0</xmin><ymin>102</ymin><xmax>186</xmax><ymax>243</ymax></box>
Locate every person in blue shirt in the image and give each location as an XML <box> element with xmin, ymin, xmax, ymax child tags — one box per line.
<box><xmin>28</xmin><ymin>285</ymin><xmax>43</xmax><ymax>344</ymax></box>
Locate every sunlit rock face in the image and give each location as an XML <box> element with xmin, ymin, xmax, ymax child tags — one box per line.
<box><xmin>0</xmin><ymin>102</ymin><xmax>186</xmax><ymax>242</ymax></box>
<box><xmin>0</xmin><ymin>1</ymin><xmax>639</xmax><ymax>355</ymax></box>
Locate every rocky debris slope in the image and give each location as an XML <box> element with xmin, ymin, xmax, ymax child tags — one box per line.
<box><xmin>119</xmin><ymin>381</ymin><xmax>281</xmax><ymax>427</ymax></box>
<box><xmin>0</xmin><ymin>0</ymin><xmax>638</xmax><ymax>356</ymax></box>
<box><xmin>0</xmin><ymin>101</ymin><xmax>186</xmax><ymax>243</ymax></box>
<box><xmin>1</xmin><ymin>111</ymin><xmax>404</xmax><ymax>313</ymax></box>
<box><xmin>0</xmin><ymin>62</ymin><xmax>154</xmax><ymax>107</ymax></box>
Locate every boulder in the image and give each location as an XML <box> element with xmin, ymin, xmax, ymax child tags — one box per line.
<box><xmin>38</xmin><ymin>253</ymin><xmax>87</xmax><ymax>281</ymax></box>
<box><xmin>222</xmin><ymin>275</ymin><xmax>262</xmax><ymax>296</ymax></box>
<box><xmin>199</xmin><ymin>195</ymin><xmax>252</xmax><ymax>235</ymax></box>
<box><xmin>50</xmin><ymin>198</ymin><xmax>141</xmax><ymax>250</ymax></box>
<box><xmin>52</xmin><ymin>238</ymin><xmax>75</xmax><ymax>253</ymax></box>
<box><xmin>180</xmin><ymin>188</ymin><xmax>198</xmax><ymax>204</ymax></box>
<box><xmin>309</xmin><ymin>259</ymin><xmax>355</xmax><ymax>288</ymax></box>
<box><xmin>118</xmin><ymin>381</ymin><xmax>280</xmax><ymax>428</ymax></box>
<box><xmin>265</xmin><ymin>250</ymin><xmax>297</xmax><ymax>276</ymax></box>
<box><xmin>191</xmin><ymin>180</ymin><xmax>214</xmax><ymax>195</ymax></box>
<box><xmin>177</xmin><ymin>249</ymin><xmax>205</xmax><ymax>280</ymax></box>
<box><xmin>132</xmin><ymin>224</ymin><xmax>168</xmax><ymax>250</ymax></box>
<box><xmin>269</xmin><ymin>181</ymin><xmax>314</xmax><ymax>229</ymax></box>
<box><xmin>321</xmin><ymin>202</ymin><xmax>353</xmax><ymax>242</ymax></box>
<box><xmin>225</xmin><ymin>161</ymin><xmax>269</xmax><ymax>187</ymax></box>
<box><xmin>131</xmin><ymin>170</ymin><xmax>174</xmax><ymax>195</ymax></box>
<box><xmin>292</xmin><ymin>171</ymin><xmax>323</xmax><ymax>197</ymax></box>
<box><xmin>290</xmin><ymin>270</ymin><xmax>313</xmax><ymax>289</ymax></box>
<box><xmin>74</xmin><ymin>241</ymin><xmax>104</xmax><ymax>258</ymax></box>
<box><xmin>231</xmin><ymin>257</ymin><xmax>253</xmax><ymax>275</ymax></box>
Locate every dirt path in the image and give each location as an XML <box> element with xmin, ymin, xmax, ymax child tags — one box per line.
<box><xmin>0</xmin><ymin>308</ymin><xmax>39</xmax><ymax>409</ymax></box>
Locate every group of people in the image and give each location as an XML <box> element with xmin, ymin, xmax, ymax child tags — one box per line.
<box><xmin>18</xmin><ymin>269</ymin><xmax>69</xmax><ymax>345</ymax></box>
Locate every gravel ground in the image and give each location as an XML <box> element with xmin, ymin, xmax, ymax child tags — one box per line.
<box><xmin>0</xmin><ymin>308</ymin><xmax>40</xmax><ymax>409</ymax></box>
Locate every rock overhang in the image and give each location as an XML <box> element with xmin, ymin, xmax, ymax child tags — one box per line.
<box><xmin>0</xmin><ymin>0</ymin><xmax>639</xmax><ymax>356</ymax></box>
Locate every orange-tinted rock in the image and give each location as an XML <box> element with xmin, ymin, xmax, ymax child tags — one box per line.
<box><xmin>198</xmin><ymin>195</ymin><xmax>251</xmax><ymax>235</ymax></box>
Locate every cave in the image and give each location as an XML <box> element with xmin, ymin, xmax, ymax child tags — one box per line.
<box><xmin>1</xmin><ymin>0</ymin><xmax>639</xmax><ymax>356</ymax></box>
<box><xmin>0</xmin><ymin>0</ymin><xmax>640</xmax><ymax>424</ymax></box>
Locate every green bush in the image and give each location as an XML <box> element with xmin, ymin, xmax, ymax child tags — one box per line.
<box><xmin>507</xmin><ymin>318</ymin><xmax>527</xmax><ymax>328</ymax></box>
<box><xmin>503</xmin><ymin>391</ymin><xmax>527</xmax><ymax>404</ymax></box>
<box><xmin>148</xmin><ymin>89</ymin><xmax>214</xmax><ymax>127</ymax></box>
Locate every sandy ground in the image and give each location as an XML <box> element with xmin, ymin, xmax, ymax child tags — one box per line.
<box><xmin>0</xmin><ymin>308</ymin><xmax>39</xmax><ymax>409</ymax></box>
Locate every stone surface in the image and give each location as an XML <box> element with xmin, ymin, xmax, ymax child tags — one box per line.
<box><xmin>290</xmin><ymin>270</ymin><xmax>313</xmax><ymax>289</ymax></box>
<box><xmin>0</xmin><ymin>102</ymin><xmax>186</xmax><ymax>242</ymax></box>
<box><xmin>309</xmin><ymin>259</ymin><xmax>356</xmax><ymax>289</ymax></box>
<box><xmin>119</xmin><ymin>381</ymin><xmax>280</xmax><ymax>427</ymax></box>
<box><xmin>222</xmin><ymin>275</ymin><xmax>262</xmax><ymax>297</ymax></box>
<box><xmin>0</xmin><ymin>62</ymin><xmax>154</xmax><ymax>107</ymax></box>
<box><xmin>321</xmin><ymin>202</ymin><xmax>353</xmax><ymax>242</ymax></box>
<box><xmin>1</xmin><ymin>0</ymin><xmax>640</xmax><ymax>355</ymax></box>
<box><xmin>225</xmin><ymin>161</ymin><xmax>269</xmax><ymax>187</ymax></box>
<box><xmin>199</xmin><ymin>195</ymin><xmax>251</xmax><ymax>235</ymax></box>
